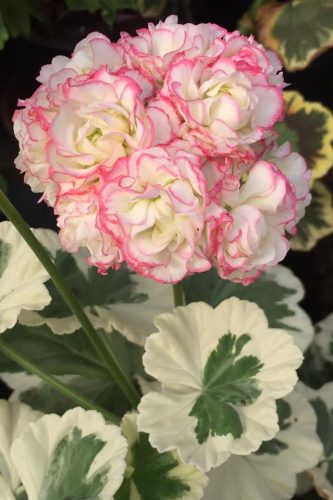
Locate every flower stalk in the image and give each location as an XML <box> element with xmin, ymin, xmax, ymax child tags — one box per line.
<box><xmin>0</xmin><ymin>188</ymin><xmax>140</xmax><ymax>408</ymax></box>
<box><xmin>173</xmin><ymin>282</ymin><xmax>185</xmax><ymax>307</ymax></box>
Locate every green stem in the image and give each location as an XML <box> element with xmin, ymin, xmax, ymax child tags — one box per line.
<box><xmin>0</xmin><ymin>337</ymin><xmax>120</xmax><ymax>424</ymax></box>
<box><xmin>173</xmin><ymin>282</ymin><xmax>184</xmax><ymax>307</ymax></box>
<box><xmin>0</xmin><ymin>189</ymin><xmax>140</xmax><ymax>408</ymax></box>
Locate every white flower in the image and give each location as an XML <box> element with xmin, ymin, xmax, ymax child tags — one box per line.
<box><xmin>137</xmin><ymin>298</ymin><xmax>303</xmax><ymax>471</ymax></box>
<box><xmin>0</xmin><ymin>221</ymin><xmax>51</xmax><ymax>333</ymax></box>
<box><xmin>10</xmin><ymin>407</ymin><xmax>128</xmax><ymax>500</ymax></box>
<box><xmin>120</xmin><ymin>412</ymin><xmax>208</xmax><ymax>499</ymax></box>
<box><xmin>203</xmin><ymin>388</ymin><xmax>322</xmax><ymax>499</ymax></box>
<box><xmin>0</xmin><ymin>400</ymin><xmax>42</xmax><ymax>492</ymax></box>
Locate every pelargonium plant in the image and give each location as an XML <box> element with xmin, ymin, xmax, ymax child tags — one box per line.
<box><xmin>0</xmin><ymin>14</ymin><xmax>326</xmax><ymax>500</ymax></box>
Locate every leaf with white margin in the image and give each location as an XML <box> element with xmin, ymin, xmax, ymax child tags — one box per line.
<box><xmin>97</xmin><ymin>275</ymin><xmax>174</xmax><ymax>346</ymax></box>
<box><xmin>0</xmin><ymin>400</ymin><xmax>42</xmax><ymax>491</ymax></box>
<box><xmin>184</xmin><ymin>264</ymin><xmax>314</xmax><ymax>352</ymax></box>
<box><xmin>296</xmin><ymin>472</ymin><xmax>314</xmax><ymax>497</ymax></box>
<box><xmin>135</xmin><ymin>376</ymin><xmax>161</xmax><ymax>396</ymax></box>
<box><xmin>115</xmin><ymin>413</ymin><xmax>207</xmax><ymax>500</ymax></box>
<box><xmin>314</xmin><ymin>312</ymin><xmax>333</xmax><ymax>364</ymax></box>
<box><xmin>137</xmin><ymin>298</ymin><xmax>303</xmax><ymax>472</ymax></box>
<box><xmin>256</xmin><ymin>0</ymin><xmax>333</xmax><ymax>71</ymax></box>
<box><xmin>10</xmin><ymin>407</ymin><xmax>128</xmax><ymax>500</ymax></box>
<box><xmin>275</xmin><ymin>91</ymin><xmax>333</xmax><ymax>184</ymax></box>
<box><xmin>19</xmin><ymin>229</ymin><xmax>173</xmax><ymax>344</ymax></box>
<box><xmin>0</xmin><ymin>221</ymin><xmax>51</xmax><ymax>333</ymax></box>
<box><xmin>299</xmin><ymin>382</ymin><xmax>333</xmax><ymax>499</ymax></box>
<box><xmin>291</xmin><ymin>181</ymin><xmax>333</xmax><ymax>252</ymax></box>
<box><xmin>0</xmin><ymin>329</ymin><xmax>144</xmax><ymax>417</ymax></box>
<box><xmin>298</xmin><ymin>342</ymin><xmax>333</xmax><ymax>391</ymax></box>
<box><xmin>0</xmin><ymin>324</ymin><xmax>143</xmax><ymax>380</ymax></box>
<box><xmin>203</xmin><ymin>388</ymin><xmax>322</xmax><ymax>500</ymax></box>
<box><xmin>0</xmin><ymin>474</ymin><xmax>15</xmax><ymax>500</ymax></box>
<box><xmin>0</xmin><ymin>323</ymin><xmax>110</xmax><ymax>378</ymax></box>
<box><xmin>15</xmin><ymin>375</ymin><xmax>131</xmax><ymax>417</ymax></box>
<box><xmin>1</xmin><ymin>372</ymin><xmax>41</xmax><ymax>402</ymax></box>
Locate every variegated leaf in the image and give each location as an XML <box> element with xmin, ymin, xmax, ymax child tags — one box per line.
<box><xmin>257</xmin><ymin>0</ymin><xmax>333</xmax><ymax>71</ymax></box>
<box><xmin>291</xmin><ymin>181</ymin><xmax>333</xmax><ymax>251</ymax></box>
<box><xmin>276</xmin><ymin>91</ymin><xmax>333</xmax><ymax>184</ymax></box>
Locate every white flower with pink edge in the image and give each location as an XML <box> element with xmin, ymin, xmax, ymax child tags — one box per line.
<box><xmin>263</xmin><ymin>140</ymin><xmax>311</xmax><ymax>231</ymax></box>
<box><xmin>55</xmin><ymin>182</ymin><xmax>123</xmax><ymax>274</ymax></box>
<box><xmin>98</xmin><ymin>146</ymin><xmax>210</xmax><ymax>283</ymax></box>
<box><xmin>120</xmin><ymin>15</ymin><xmax>227</xmax><ymax>85</ymax></box>
<box><xmin>47</xmin><ymin>67</ymin><xmax>155</xmax><ymax>188</ymax></box>
<box><xmin>205</xmin><ymin>160</ymin><xmax>296</xmax><ymax>285</ymax></box>
<box><xmin>37</xmin><ymin>32</ymin><xmax>125</xmax><ymax>86</ymax></box>
<box><xmin>163</xmin><ymin>56</ymin><xmax>284</xmax><ymax>156</ymax></box>
<box><xmin>12</xmin><ymin>16</ymin><xmax>311</xmax><ymax>286</ymax></box>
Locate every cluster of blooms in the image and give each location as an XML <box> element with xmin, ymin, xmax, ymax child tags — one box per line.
<box><xmin>13</xmin><ymin>16</ymin><xmax>311</xmax><ymax>284</ymax></box>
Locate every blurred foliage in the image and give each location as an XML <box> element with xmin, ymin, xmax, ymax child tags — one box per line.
<box><xmin>275</xmin><ymin>90</ymin><xmax>333</xmax><ymax>250</ymax></box>
<box><xmin>0</xmin><ymin>0</ymin><xmax>45</xmax><ymax>49</ymax></box>
<box><xmin>66</xmin><ymin>0</ymin><xmax>168</xmax><ymax>21</ymax></box>
<box><xmin>291</xmin><ymin>181</ymin><xmax>333</xmax><ymax>252</ymax></box>
<box><xmin>0</xmin><ymin>0</ymin><xmax>168</xmax><ymax>49</ymax></box>
<box><xmin>276</xmin><ymin>91</ymin><xmax>333</xmax><ymax>184</ymax></box>
<box><xmin>240</xmin><ymin>2</ymin><xmax>333</xmax><ymax>253</ymax></box>
<box><xmin>240</xmin><ymin>0</ymin><xmax>333</xmax><ymax>72</ymax></box>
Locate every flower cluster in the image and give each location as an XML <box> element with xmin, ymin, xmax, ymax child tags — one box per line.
<box><xmin>13</xmin><ymin>16</ymin><xmax>311</xmax><ymax>284</ymax></box>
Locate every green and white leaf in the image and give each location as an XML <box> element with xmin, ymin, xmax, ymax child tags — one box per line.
<box><xmin>184</xmin><ymin>264</ymin><xmax>314</xmax><ymax>352</ymax></box>
<box><xmin>0</xmin><ymin>221</ymin><xmax>51</xmax><ymax>334</ymax></box>
<box><xmin>0</xmin><ymin>323</ymin><xmax>110</xmax><ymax>378</ymax></box>
<box><xmin>295</xmin><ymin>473</ymin><xmax>315</xmax><ymax>497</ymax></box>
<box><xmin>138</xmin><ymin>298</ymin><xmax>302</xmax><ymax>471</ymax></box>
<box><xmin>189</xmin><ymin>333</ymin><xmax>263</xmax><ymax>444</ymax></box>
<box><xmin>203</xmin><ymin>388</ymin><xmax>322</xmax><ymax>500</ymax></box>
<box><xmin>14</xmin><ymin>375</ymin><xmax>130</xmax><ymax>416</ymax></box>
<box><xmin>291</xmin><ymin>181</ymin><xmax>333</xmax><ymax>251</ymax></box>
<box><xmin>10</xmin><ymin>407</ymin><xmax>128</xmax><ymax>500</ymax></box>
<box><xmin>299</xmin><ymin>382</ymin><xmax>333</xmax><ymax>499</ymax></box>
<box><xmin>135</xmin><ymin>376</ymin><xmax>161</xmax><ymax>396</ymax></box>
<box><xmin>257</xmin><ymin>0</ymin><xmax>333</xmax><ymax>71</ymax></box>
<box><xmin>116</xmin><ymin>413</ymin><xmax>207</xmax><ymax>500</ymax></box>
<box><xmin>1</xmin><ymin>372</ymin><xmax>41</xmax><ymax>402</ymax></box>
<box><xmin>19</xmin><ymin>229</ymin><xmax>173</xmax><ymax>345</ymax></box>
<box><xmin>276</xmin><ymin>91</ymin><xmax>333</xmax><ymax>183</ymax></box>
<box><xmin>0</xmin><ymin>474</ymin><xmax>15</xmax><ymax>500</ymax></box>
<box><xmin>0</xmin><ymin>400</ymin><xmax>41</xmax><ymax>491</ymax></box>
<box><xmin>0</xmin><ymin>326</ymin><xmax>144</xmax><ymax>416</ymax></box>
<box><xmin>314</xmin><ymin>312</ymin><xmax>333</xmax><ymax>364</ymax></box>
<box><xmin>298</xmin><ymin>341</ymin><xmax>333</xmax><ymax>390</ymax></box>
